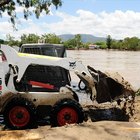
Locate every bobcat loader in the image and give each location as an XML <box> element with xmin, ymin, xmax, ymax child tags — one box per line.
<box><xmin>0</xmin><ymin>44</ymin><xmax>135</xmax><ymax>129</ymax></box>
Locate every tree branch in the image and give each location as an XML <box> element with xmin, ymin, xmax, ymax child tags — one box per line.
<box><xmin>0</xmin><ymin>0</ymin><xmax>11</xmax><ymax>7</ymax></box>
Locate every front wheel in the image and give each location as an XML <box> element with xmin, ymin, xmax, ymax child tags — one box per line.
<box><xmin>51</xmin><ymin>98</ymin><xmax>84</xmax><ymax>127</ymax></box>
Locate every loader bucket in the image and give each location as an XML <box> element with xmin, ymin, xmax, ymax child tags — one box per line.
<box><xmin>87</xmin><ymin>66</ymin><xmax>135</xmax><ymax>104</ymax></box>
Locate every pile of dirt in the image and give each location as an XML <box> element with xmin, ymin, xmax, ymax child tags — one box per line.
<box><xmin>83</xmin><ymin>96</ymin><xmax>140</xmax><ymax>123</ymax></box>
<box><xmin>84</xmin><ymin>103</ymin><xmax>130</xmax><ymax>122</ymax></box>
<box><xmin>103</xmin><ymin>71</ymin><xmax>136</xmax><ymax>122</ymax></box>
<box><xmin>130</xmin><ymin>96</ymin><xmax>140</xmax><ymax>122</ymax></box>
<box><xmin>84</xmin><ymin>70</ymin><xmax>136</xmax><ymax>122</ymax></box>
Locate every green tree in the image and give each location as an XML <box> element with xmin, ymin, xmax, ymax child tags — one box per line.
<box><xmin>95</xmin><ymin>41</ymin><xmax>107</xmax><ymax>49</ymax></box>
<box><xmin>6</xmin><ymin>34</ymin><xmax>20</xmax><ymax>46</ymax></box>
<box><xmin>64</xmin><ymin>39</ymin><xmax>77</xmax><ymax>49</ymax></box>
<box><xmin>0</xmin><ymin>39</ymin><xmax>5</xmax><ymax>44</ymax></box>
<box><xmin>111</xmin><ymin>40</ymin><xmax>119</xmax><ymax>49</ymax></box>
<box><xmin>0</xmin><ymin>0</ymin><xmax>62</xmax><ymax>24</ymax></box>
<box><xmin>122</xmin><ymin>37</ymin><xmax>140</xmax><ymax>50</ymax></box>
<box><xmin>106</xmin><ymin>35</ymin><xmax>112</xmax><ymax>49</ymax></box>
<box><xmin>41</xmin><ymin>33</ymin><xmax>61</xmax><ymax>44</ymax></box>
<box><xmin>20</xmin><ymin>34</ymin><xmax>40</xmax><ymax>44</ymax></box>
<box><xmin>74</xmin><ymin>34</ymin><xmax>82</xmax><ymax>49</ymax></box>
<box><xmin>82</xmin><ymin>43</ymin><xmax>89</xmax><ymax>49</ymax></box>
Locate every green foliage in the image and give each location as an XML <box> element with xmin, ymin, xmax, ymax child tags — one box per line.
<box><xmin>110</xmin><ymin>37</ymin><xmax>140</xmax><ymax>51</ymax></box>
<box><xmin>64</xmin><ymin>34</ymin><xmax>83</xmax><ymax>49</ymax></box>
<box><xmin>0</xmin><ymin>39</ymin><xmax>5</xmax><ymax>44</ymax></box>
<box><xmin>74</xmin><ymin>34</ymin><xmax>82</xmax><ymax>49</ymax></box>
<box><xmin>3</xmin><ymin>34</ymin><xmax>140</xmax><ymax>51</ymax></box>
<box><xmin>20</xmin><ymin>33</ymin><xmax>61</xmax><ymax>44</ymax></box>
<box><xmin>106</xmin><ymin>35</ymin><xmax>112</xmax><ymax>49</ymax></box>
<box><xmin>64</xmin><ymin>38</ymin><xmax>76</xmax><ymax>49</ymax></box>
<box><xmin>111</xmin><ymin>40</ymin><xmax>121</xmax><ymax>49</ymax></box>
<box><xmin>6</xmin><ymin>34</ymin><xmax>20</xmax><ymax>46</ymax></box>
<box><xmin>95</xmin><ymin>41</ymin><xmax>107</xmax><ymax>49</ymax></box>
<box><xmin>20</xmin><ymin>34</ymin><xmax>40</xmax><ymax>44</ymax></box>
<box><xmin>4</xmin><ymin>33</ymin><xmax>62</xmax><ymax>47</ymax></box>
<box><xmin>41</xmin><ymin>33</ymin><xmax>61</xmax><ymax>44</ymax></box>
<box><xmin>122</xmin><ymin>37</ymin><xmax>140</xmax><ymax>50</ymax></box>
<box><xmin>82</xmin><ymin>43</ymin><xmax>89</xmax><ymax>49</ymax></box>
<box><xmin>0</xmin><ymin>0</ymin><xmax>62</xmax><ymax>25</ymax></box>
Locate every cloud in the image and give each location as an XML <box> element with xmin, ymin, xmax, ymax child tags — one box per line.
<box><xmin>14</xmin><ymin>22</ymin><xmax>45</xmax><ymax>39</ymax></box>
<box><xmin>0</xmin><ymin>22</ymin><xmax>13</xmax><ymax>39</ymax></box>
<box><xmin>15</xmin><ymin>6</ymin><xmax>24</xmax><ymax>13</ymax></box>
<box><xmin>43</xmin><ymin>10</ymin><xmax>140</xmax><ymax>39</ymax></box>
<box><xmin>1</xmin><ymin>9</ymin><xmax>140</xmax><ymax>39</ymax></box>
<box><xmin>0</xmin><ymin>19</ymin><xmax>44</xmax><ymax>40</ymax></box>
<box><xmin>15</xmin><ymin>6</ymin><xmax>35</xmax><ymax>13</ymax></box>
<box><xmin>17</xmin><ymin>18</ymin><xmax>33</xmax><ymax>24</ymax></box>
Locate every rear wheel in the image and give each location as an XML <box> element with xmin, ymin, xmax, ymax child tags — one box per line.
<box><xmin>51</xmin><ymin>98</ymin><xmax>84</xmax><ymax>127</ymax></box>
<box><xmin>3</xmin><ymin>98</ymin><xmax>36</xmax><ymax>129</ymax></box>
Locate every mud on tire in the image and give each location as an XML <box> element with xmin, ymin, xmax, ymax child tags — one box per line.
<box><xmin>51</xmin><ymin>98</ymin><xmax>84</xmax><ymax>127</ymax></box>
<box><xmin>3</xmin><ymin>97</ymin><xmax>36</xmax><ymax>130</ymax></box>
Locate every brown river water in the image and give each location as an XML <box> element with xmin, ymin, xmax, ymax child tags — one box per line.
<box><xmin>67</xmin><ymin>49</ymin><xmax>140</xmax><ymax>91</ymax></box>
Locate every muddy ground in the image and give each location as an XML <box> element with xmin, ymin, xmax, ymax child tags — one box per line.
<box><xmin>0</xmin><ymin>96</ymin><xmax>140</xmax><ymax>140</ymax></box>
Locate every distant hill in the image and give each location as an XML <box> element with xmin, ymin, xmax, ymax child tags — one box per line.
<box><xmin>59</xmin><ymin>34</ymin><xmax>106</xmax><ymax>43</ymax></box>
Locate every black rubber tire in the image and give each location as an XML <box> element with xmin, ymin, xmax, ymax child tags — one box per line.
<box><xmin>51</xmin><ymin>98</ymin><xmax>84</xmax><ymax>127</ymax></box>
<box><xmin>3</xmin><ymin>97</ymin><xmax>36</xmax><ymax>130</ymax></box>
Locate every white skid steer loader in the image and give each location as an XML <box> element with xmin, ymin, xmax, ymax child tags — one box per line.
<box><xmin>0</xmin><ymin>44</ymin><xmax>135</xmax><ymax>129</ymax></box>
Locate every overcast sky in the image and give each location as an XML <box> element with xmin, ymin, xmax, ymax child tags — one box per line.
<box><xmin>0</xmin><ymin>0</ymin><xmax>140</xmax><ymax>40</ymax></box>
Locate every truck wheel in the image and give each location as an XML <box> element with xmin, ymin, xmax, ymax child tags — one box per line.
<box><xmin>51</xmin><ymin>98</ymin><xmax>84</xmax><ymax>127</ymax></box>
<box><xmin>3</xmin><ymin>98</ymin><xmax>36</xmax><ymax>130</ymax></box>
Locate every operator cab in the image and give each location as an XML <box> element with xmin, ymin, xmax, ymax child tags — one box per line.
<box><xmin>19</xmin><ymin>43</ymin><xmax>70</xmax><ymax>92</ymax></box>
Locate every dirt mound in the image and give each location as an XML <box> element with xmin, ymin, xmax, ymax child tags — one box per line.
<box><xmin>104</xmin><ymin>72</ymin><xmax>136</xmax><ymax>121</ymax></box>
<box><xmin>83</xmin><ymin>97</ymin><xmax>140</xmax><ymax>123</ymax></box>
<box><xmin>85</xmin><ymin>70</ymin><xmax>136</xmax><ymax>122</ymax></box>
<box><xmin>130</xmin><ymin>96</ymin><xmax>140</xmax><ymax>122</ymax></box>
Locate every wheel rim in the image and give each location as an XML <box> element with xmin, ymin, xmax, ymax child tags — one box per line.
<box><xmin>57</xmin><ymin>107</ymin><xmax>78</xmax><ymax>126</ymax></box>
<box><xmin>9</xmin><ymin>106</ymin><xmax>30</xmax><ymax>127</ymax></box>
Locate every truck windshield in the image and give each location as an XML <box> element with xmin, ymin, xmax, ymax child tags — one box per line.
<box><xmin>19</xmin><ymin>44</ymin><xmax>66</xmax><ymax>57</ymax></box>
<box><xmin>41</xmin><ymin>47</ymin><xmax>57</xmax><ymax>56</ymax></box>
